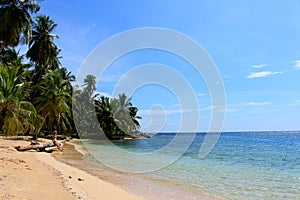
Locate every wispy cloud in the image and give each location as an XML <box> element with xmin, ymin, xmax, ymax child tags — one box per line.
<box><xmin>251</xmin><ymin>64</ymin><xmax>266</xmax><ymax>68</ymax></box>
<box><xmin>99</xmin><ymin>74</ymin><xmax>122</xmax><ymax>83</ymax></box>
<box><xmin>218</xmin><ymin>109</ymin><xmax>238</xmax><ymax>113</ymax></box>
<box><xmin>290</xmin><ymin>100</ymin><xmax>300</xmax><ymax>106</ymax></box>
<box><xmin>201</xmin><ymin>105</ymin><xmax>230</xmax><ymax>113</ymax></box>
<box><xmin>240</xmin><ymin>101</ymin><xmax>271</xmax><ymax>106</ymax></box>
<box><xmin>138</xmin><ymin>109</ymin><xmax>199</xmax><ymax>116</ymax></box>
<box><xmin>246</xmin><ymin>71</ymin><xmax>283</xmax><ymax>79</ymax></box>
<box><xmin>223</xmin><ymin>75</ymin><xmax>230</xmax><ymax>79</ymax></box>
<box><xmin>291</xmin><ymin>60</ymin><xmax>300</xmax><ymax>70</ymax></box>
<box><xmin>80</xmin><ymin>22</ymin><xmax>97</xmax><ymax>36</ymax></box>
<box><xmin>202</xmin><ymin>105</ymin><xmax>216</xmax><ymax>111</ymax></box>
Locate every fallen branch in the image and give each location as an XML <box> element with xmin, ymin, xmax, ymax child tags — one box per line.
<box><xmin>15</xmin><ymin>130</ymin><xmax>64</xmax><ymax>152</ymax></box>
<box><xmin>15</xmin><ymin>142</ymin><xmax>55</xmax><ymax>151</ymax></box>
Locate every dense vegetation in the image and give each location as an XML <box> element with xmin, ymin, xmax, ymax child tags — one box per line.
<box><xmin>0</xmin><ymin>0</ymin><xmax>142</xmax><ymax>139</ymax></box>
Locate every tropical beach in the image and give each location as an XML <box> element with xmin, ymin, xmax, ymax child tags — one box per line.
<box><xmin>1</xmin><ymin>0</ymin><xmax>300</xmax><ymax>200</ymax></box>
<box><xmin>0</xmin><ymin>137</ymin><xmax>142</xmax><ymax>200</ymax></box>
<box><xmin>0</xmin><ymin>137</ymin><xmax>214</xmax><ymax>200</ymax></box>
<box><xmin>1</xmin><ymin>132</ymin><xmax>299</xmax><ymax>200</ymax></box>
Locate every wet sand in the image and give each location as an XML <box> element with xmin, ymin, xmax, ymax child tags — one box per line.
<box><xmin>54</xmin><ymin>141</ymin><xmax>214</xmax><ymax>200</ymax></box>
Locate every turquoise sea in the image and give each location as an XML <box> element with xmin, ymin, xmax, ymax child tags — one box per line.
<box><xmin>75</xmin><ymin>131</ymin><xmax>300</xmax><ymax>199</ymax></box>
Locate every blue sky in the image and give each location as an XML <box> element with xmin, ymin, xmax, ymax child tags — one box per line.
<box><xmin>38</xmin><ymin>0</ymin><xmax>300</xmax><ymax>132</ymax></box>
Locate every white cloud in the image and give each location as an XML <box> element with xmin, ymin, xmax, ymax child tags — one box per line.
<box><xmin>80</xmin><ymin>22</ymin><xmax>97</xmax><ymax>36</ymax></box>
<box><xmin>291</xmin><ymin>60</ymin><xmax>300</xmax><ymax>70</ymax></box>
<box><xmin>197</xmin><ymin>93</ymin><xmax>206</xmax><ymax>97</ymax></box>
<box><xmin>202</xmin><ymin>105</ymin><xmax>216</xmax><ymax>111</ymax></box>
<box><xmin>223</xmin><ymin>75</ymin><xmax>230</xmax><ymax>79</ymax></box>
<box><xmin>138</xmin><ymin>109</ymin><xmax>199</xmax><ymax>116</ymax></box>
<box><xmin>240</xmin><ymin>101</ymin><xmax>271</xmax><ymax>106</ymax></box>
<box><xmin>246</xmin><ymin>71</ymin><xmax>283</xmax><ymax>79</ymax></box>
<box><xmin>251</xmin><ymin>64</ymin><xmax>266</xmax><ymax>68</ymax></box>
<box><xmin>99</xmin><ymin>74</ymin><xmax>122</xmax><ymax>83</ymax></box>
<box><xmin>290</xmin><ymin>100</ymin><xmax>300</xmax><ymax>106</ymax></box>
<box><xmin>218</xmin><ymin>109</ymin><xmax>238</xmax><ymax>113</ymax></box>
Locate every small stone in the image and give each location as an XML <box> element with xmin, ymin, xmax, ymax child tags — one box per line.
<box><xmin>77</xmin><ymin>178</ymin><xmax>84</xmax><ymax>181</ymax></box>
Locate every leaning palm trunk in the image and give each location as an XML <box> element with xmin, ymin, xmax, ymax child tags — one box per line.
<box><xmin>15</xmin><ymin>131</ymin><xmax>63</xmax><ymax>152</ymax></box>
<box><xmin>33</xmin><ymin>114</ymin><xmax>48</xmax><ymax>139</ymax></box>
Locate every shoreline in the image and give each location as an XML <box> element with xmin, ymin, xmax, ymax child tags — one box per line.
<box><xmin>0</xmin><ymin>137</ymin><xmax>214</xmax><ymax>200</ymax></box>
<box><xmin>56</xmin><ymin>140</ymin><xmax>215</xmax><ymax>200</ymax></box>
<box><xmin>0</xmin><ymin>137</ymin><xmax>140</xmax><ymax>200</ymax></box>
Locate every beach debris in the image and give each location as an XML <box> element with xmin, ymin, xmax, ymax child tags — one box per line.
<box><xmin>15</xmin><ymin>130</ymin><xmax>64</xmax><ymax>152</ymax></box>
<box><xmin>15</xmin><ymin>142</ymin><xmax>56</xmax><ymax>152</ymax></box>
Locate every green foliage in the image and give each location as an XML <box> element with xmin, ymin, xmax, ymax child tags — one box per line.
<box><xmin>26</xmin><ymin>15</ymin><xmax>60</xmax><ymax>69</ymax></box>
<box><xmin>0</xmin><ymin>0</ymin><xmax>41</xmax><ymax>52</ymax></box>
<box><xmin>0</xmin><ymin>1</ymin><xmax>142</xmax><ymax>139</ymax></box>
<box><xmin>0</xmin><ymin>62</ymin><xmax>40</xmax><ymax>135</ymax></box>
<box><xmin>73</xmin><ymin>75</ymin><xmax>142</xmax><ymax>139</ymax></box>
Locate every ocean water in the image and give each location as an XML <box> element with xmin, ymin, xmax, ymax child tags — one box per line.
<box><xmin>80</xmin><ymin>132</ymin><xmax>300</xmax><ymax>199</ymax></box>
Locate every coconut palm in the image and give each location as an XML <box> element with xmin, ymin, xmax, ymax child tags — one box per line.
<box><xmin>0</xmin><ymin>0</ymin><xmax>40</xmax><ymax>52</ymax></box>
<box><xmin>112</xmin><ymin>93</ymin><xmax>141</xmax><ymax>134</ymax></box>
<box><xmin>129</xmin><ymin>106</ymin><xmax>141</xmax><ymax>130</ymax></box>
<box><xmin>26</xmin><ymin>15</ymin><xmax>60</xmax><ymax>82</ymax></box>
<box><xmin>33</xmin><ymin>69</ymin><xmax>71</xmax><ymax>137</ymax></box>
<box><xmin>0</xmin><ymin>61</ymin><xmax>39</xmax><ymax>135</ymax></box>
<box><xmin>83</xmin><ymin>74</ymin><xmax>97</xmax><ymax>97</ymax></box>
<box><xmin>95</xmin><ymin>96</ymin><xmax>119</xmax><ymax>138</ymax></box>
<box><xmin>72</xmin><ymin>75</ymin><xmax>101</xmax><ymax>137</ymax></box>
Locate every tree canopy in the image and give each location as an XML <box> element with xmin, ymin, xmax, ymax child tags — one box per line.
<box><xmin>0</xmin><ymin>0</ymin><xmax>142</xmax><ymax>139</ymax></box>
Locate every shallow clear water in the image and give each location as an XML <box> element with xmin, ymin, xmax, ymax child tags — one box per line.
<box><xmin>82</xmin><ymin>132</ymin><xmax>300</xmax><ymax>199</ymax></box>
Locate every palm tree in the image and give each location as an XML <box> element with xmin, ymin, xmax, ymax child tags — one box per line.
<box><xmin>83</xmin><ymin>74</ymin><xmax>96</xmax><ymax>97</ymax></box>
<box><xmin>33</xmin><ymin>69</ymin><xmax>71</xmax><ymax>137</ymax></box>
<box><xmin>0</xmin><ymin>47</ymin><xmax>19</xmax><ymax>65</ymax></box>
<box><xmin>0</xmin><ymin>60</ymin><xmax>39</xmax><ymax>135</ymax></box>
<box><xmin>26</xmin><ymin>15</ymin><xmax>60</xmax><ymax>81</ymax></box>
<box><xmin>129</xmin><ymin>106</ymin><xmax>141</xmax><ymax>130</ymax></box>
<box><xmin>0</xmin><ymin>0</ymin><xmax>40</xmax><ymax>52</ymax></box>
<box><xmin>95</xmin><ymin>96</ymin><xmax>119</xmax><ymax>138</ymax></box>
<box><xmin>111</xmin><ymin>93</ymin><xmax>141</xmax><ymax>135</ymax></box>
<box><xmin>73</xmin><ymin>75</ymin><xmax>101</xmax><ymax>137</ymax></box>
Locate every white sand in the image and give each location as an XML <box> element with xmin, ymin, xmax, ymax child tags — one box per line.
<box><xmin>0</xmin><ymin>137</ymin><xmax>139</xmax><ymax>200</ymax></box>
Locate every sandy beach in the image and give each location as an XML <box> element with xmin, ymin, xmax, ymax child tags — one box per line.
<box><xmin>0</xmin><ymin>137</ymin><xmax>139</xmax><ymax>200</ymax></box>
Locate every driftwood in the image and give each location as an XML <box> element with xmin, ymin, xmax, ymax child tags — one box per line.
<box><xmin>15</xmin><ymin>131</ymin><xmax>64</xmax><ymax>152</ymax></box>
<box><xmin>15</xmin><ymin>142</ymin><xmax>56</xmax><ymax>151</ymax></box>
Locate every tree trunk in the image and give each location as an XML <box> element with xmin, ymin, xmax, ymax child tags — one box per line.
<box><xmin>33</xmin><ymin>114</ymin><xmax>47</xmax><ymax>139</ymax></box>
<box><xmin>15</xmin><ymin>131</ymin><xmax>64</xmax><ymax>152</ymax></box>
<box><xmin>15</xmin><ymin>142</ymin><xmax>55</xmax><ymax>151</ymax></box>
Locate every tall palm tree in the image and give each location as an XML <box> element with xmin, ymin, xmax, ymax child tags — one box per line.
<box><xmin>111</xmin><ymin>93</ymin><xmax>141</xmax><ymax>135</ymax></box>
<box><xmin>33</xmin><ymin>69</ymin><xmax>71</xmax><ymax>137</ymax></box>
<box><xmin>0</xmin><ymin>61</ymin><xmax>39</xmax><ymax>135</ymax></box>
<box><xmin>0</xmin><ymin>0</ymin><xmax>40</xmax><ymax>52</ymax></box>
<box><xmin>83</xmin><ymin>74</ymin><xmax>96</xmax><ymax>97</ymax></box>
<box><xmin>73</xmin><ymin>75</ymin><xmax>100</xmax><ymax>137</ymax></box>
<box><xmin>95</xmin><ymin>96</ymin><xmax>119</xmax><ymax>138</ymax></box>
<box><xmin>26</xmin><ymin>15</ymin><xmax>60</xmax><ymax>81</ymax></box>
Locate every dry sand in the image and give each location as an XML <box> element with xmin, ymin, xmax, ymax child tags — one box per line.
<box><xmin>0</xmin><ymin>137</ymin><xmax>139</xmax><ymax>200</ymax></box>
